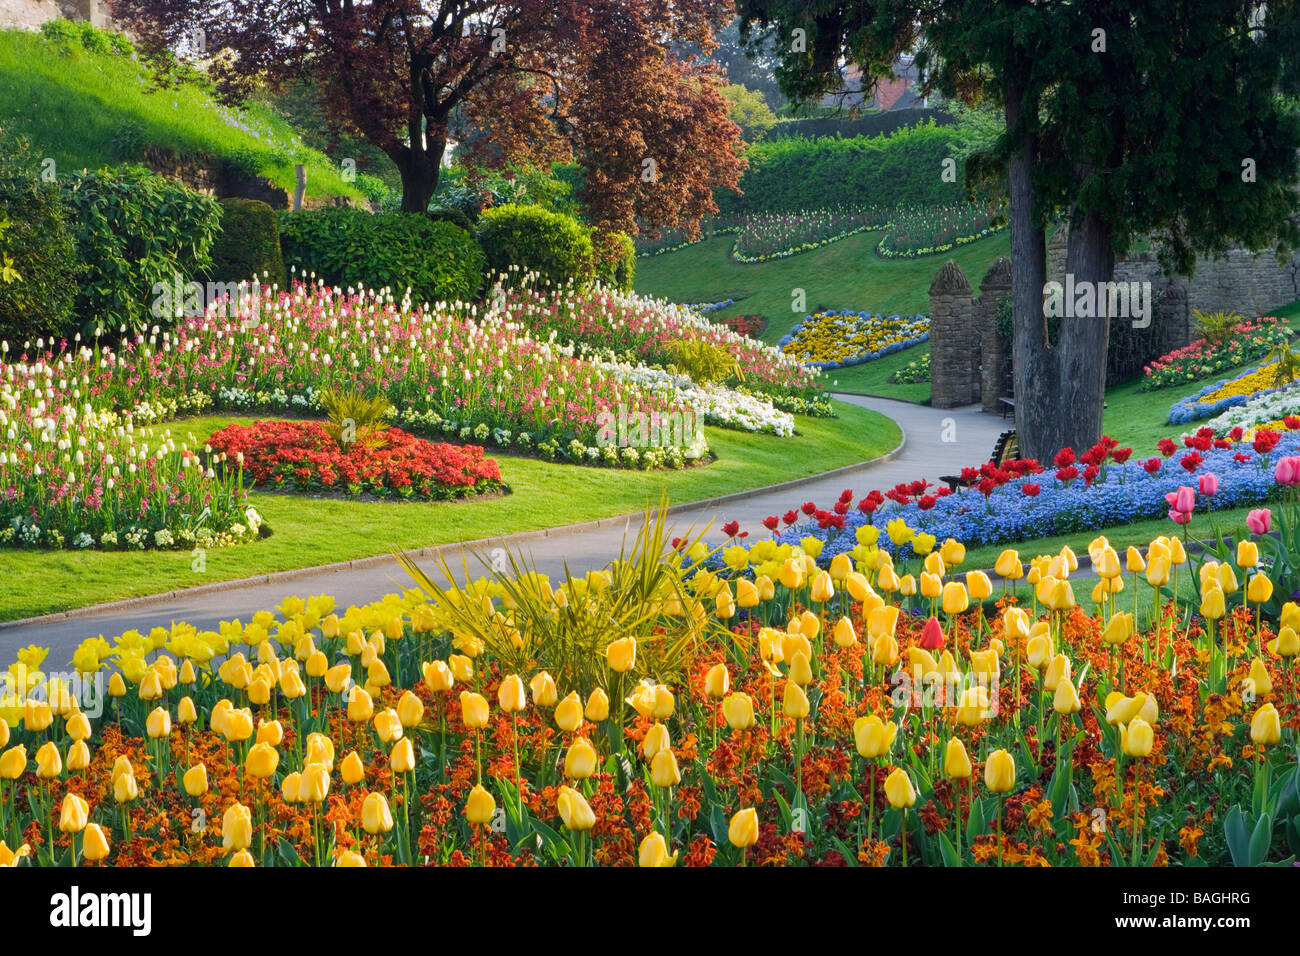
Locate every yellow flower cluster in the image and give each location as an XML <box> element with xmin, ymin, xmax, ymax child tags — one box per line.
<box><xmin>783</xmin><ymin>312</ymin><xmax>928</xmax><ymax>366</ymax></box>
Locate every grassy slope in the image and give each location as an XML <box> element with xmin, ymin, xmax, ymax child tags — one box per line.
<box><xmin>0</xmin><ymin>401</ymin><xmax>900</xmax><ymax>620</ymax></box>
<box><xmin>0</xmin><ymin>29</ymin><xmax>360</xmax><ymax>201</ymax></box>
<box><xmin>634</xmin><ymin>230</ymin><xmax>1012</xmax><ymax>402</ymax></box>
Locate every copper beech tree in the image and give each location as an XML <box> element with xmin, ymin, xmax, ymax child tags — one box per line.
<box><xmin>110</xmin><ymin>0</ymin><xmax>746</xmax><ymax>234</ymax></box>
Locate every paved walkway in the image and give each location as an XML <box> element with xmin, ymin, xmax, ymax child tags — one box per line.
<box><xmin>1</xmin><ymin>396</ymin><xmax>1005</xmax><ymax>663</ymax></box>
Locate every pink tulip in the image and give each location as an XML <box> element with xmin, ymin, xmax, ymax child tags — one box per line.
<box><xmin>1164</xmin><ymin>486</ymin><xmax>1195</xmax><ymax>515</ymax></box>
<box><xmin>1275</xmin><ymin>456</ymin><xmax>1298</xmax><ymax>486</ymax></box>
<box><xmin>1198</xmin><ymin>473</ymin><xmax>1218</xmax><ymax>496</ymax></box>
<box><xmin>1246</xmin><ymin>508</ymin><xmax>1272</xmax><ymax>535</ymax></box>
<box><xmin>1168</xmin><ymin>508</ymin><xmax>1193</xmax><ymax>525</ymax></box>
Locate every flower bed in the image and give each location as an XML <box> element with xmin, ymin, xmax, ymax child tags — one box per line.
<box><xmin>206</xmin><ymin>421</ymin><xmax>503</xmax><ymax>500</ymax></box>
<box><xmin>875</xmin><ymin>204</ymin><xmax>1006</xmax><ymax>259</ymax></box>
<box><xmin>1139</xmin><ymin>316</ymin><xmax>1291</xmax><ymax>391</ymax></box>
<box><xmin>1203</xmin><ymin>384</ymin><xmax>1300</xmax><ymax>436</ymax></box>
<box><xmin>0</xmin><ymin>351</ymin><xmax>262</xmax><ymax>551</ymax></box>
<box><xmin>598</xmin><ymin>360</ymin><xmax>794</xmax><ymax>437</ymax></box>
<box><xmin>24</xmin><ymin>281</ymin><xmax>722</xmax><ymax>472</ymax></box>
<box><xmin>3</xmin><ymin>509</ymin><xmax>1296</xmax><ymax>868</ymax></box>
<box><xmin>1168</xmin><ymin>360</ymin><xmax>1291</xmax><ymax>425</ymax></box>
<box><xmin>890</xmin><ymin>352</ymin><xmax>931</xmax><ymax>384</ymax></box>
<box><xmin>718</xmin><ymin>314</ymin><xmax>766</xmax><ymax>339</ymax></box>
<box><xmin>733</xmin><ymin>427</ymin><xmax>1300</xmax><ymax>563</ymax></box>
<box><xmin>730</xmin><ymin>206</ymin><xmax>894</xmax><ymax>262</ymax></box>
<box><xmin>779</xmin><ymin>311</ymin><xmax>929</xmax><ymax>370</ymax></box>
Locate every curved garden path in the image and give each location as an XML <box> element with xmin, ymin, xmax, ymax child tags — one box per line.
<box><xmin>1</xmin><ymin>396</ymin><xmax>1006</xmax><ymax>662</ymax></box>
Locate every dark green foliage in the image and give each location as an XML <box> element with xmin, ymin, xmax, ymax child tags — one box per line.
<box><xmin>426</xmin><ymin>206</ymin><xmax>474</xmax><ymax>232</ymax></box>
<box><xmin>279</xmin><ymin>208</ymin><xmax>485</xmax><ymax>303</ymax></box>
<box><xmin>477</xmin><ymin>203</ymin><xmax>595</xmax><ymax>288</ymax></box>
<box><xmin>61</xmin><ymin>164</ymin><xmax>221</xmax><ymax>334</ymax></box>
<box><xmin>0</xmin><ymin>128</ymin><xmax>80</xmax><ymax>343</ymax></box>
<box><xmin>594</xmin><ymin>230</ymin><xmax>636</xmax><ymax>291</ymax></box>
<box><xmin>208</xmin><ymin>198</ymin><xmax>287</xmax><ymax>289</ymax></box>
<box><xmin>715</xmin><ymin>122</ymin><xmax>965</xmax><ymax>216</ymax></box>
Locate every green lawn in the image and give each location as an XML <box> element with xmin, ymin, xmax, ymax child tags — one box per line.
<box><xmin>634</xmin><ymin>229</ymin><xmax>1012</xmax><ymax>402</ymax></box>
<box><xmin>0</xmin><ymin>401</ymin><xmax>900</xmax><ymax>621</ymax></box>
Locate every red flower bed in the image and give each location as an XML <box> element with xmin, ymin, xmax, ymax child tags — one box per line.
<box><xmin>208</xmin><ymin>421</ymin><xmax>503</xmax><ymax>500</ymax></box>
<box><xmin>719</xmin><ymin>314</ymin><xmax>766</xmax><ymax>338</ymax></box>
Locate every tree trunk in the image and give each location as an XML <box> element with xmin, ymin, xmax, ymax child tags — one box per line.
<box><xmin>1005</xmin><ymin>81</ymin><xmax>1057</xmax><ymax>463</ymax></box>
<box><xmin>1057</xmin><ymin>206</ymin><xmax>1113</xmax><ymax>452</ymax></box>
<box><xmin>397</xmin><ymin>137</ymin><xmax>443</xmax><ymax>212</ymax></box>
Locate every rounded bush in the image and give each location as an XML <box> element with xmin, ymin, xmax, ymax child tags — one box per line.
<box><xmin>477</xmin><ymin>203</ymin><xmax>594</xmax><ymax>289</ymax></box>
<box><xmin>279</xmin><ymin>209</ymin><xmax>485</xmax><ymax>304</ymax></box>
<box><xmin>209</xmin><ymin>197</ymin><xmax>287</xmax><ymax>289</ymax></box>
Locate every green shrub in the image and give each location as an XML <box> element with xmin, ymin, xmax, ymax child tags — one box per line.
<box><xmin>477</xmin><ymin>203</ymin><xmax>594</xmax><ymax>288</ymax></box>
<box><xmin>594</xmin><ymin>230</ymin><xmax>635</xmax><ymax>291</ymax></box>
<box><xmin>279</xmin><ymin>208</ymin><xmax>485</xmax><ymax>303</ymax></box>
<box><xmin>0</xmin><ymin>128</ymin><xmax>80</xmax><ymax>344</ymax></box>
<box><xmin>427</xmin><ymin>206</ymin><xmax>474</xmax><ymax>232</ymax></box>
<box><xmin>62</xmin><ymin>164</ymin><xmax>221</xmax><ymax>334</ymax></box>
<box><xmin>715</xmin><ymin>122</ymin><xmax>965</xmax><ymax>216</ymax></box>
<box><xmin>208</xmin><ymin>197</ymin><xmax>287</xmax><ymax>289</ymax></box>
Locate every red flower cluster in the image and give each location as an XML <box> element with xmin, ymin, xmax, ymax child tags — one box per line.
<box><xmin>721</xmin><ymin>315</ymin><xmax>765</xmax><ymax>338</ymax></box>
<box><xmin>208</xmin><ymin>421</ymin><xmax>502</xmax><ymax>500</ymax></box>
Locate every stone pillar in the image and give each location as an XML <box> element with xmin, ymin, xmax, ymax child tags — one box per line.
<box><xmin>977</xmin><ymin>257</ymin><xmax>1011</xmax><ymax>412</ymax></box>
<box><xmin>929</xmin><ymin>260</ymin><xmax>976</xmax><ymax>409</ymax></box>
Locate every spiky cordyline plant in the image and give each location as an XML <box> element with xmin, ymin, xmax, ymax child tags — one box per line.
<box><xmin>395</xmin><ymin>496</ymin><xmax>740</xmax><ymax>699</ymax></box>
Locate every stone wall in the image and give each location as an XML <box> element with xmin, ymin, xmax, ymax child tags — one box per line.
<box><xmin>928</xmin><ymin>260</ymin><xmax>977</xmax><ymax>408</ymax></box>
<box><xmin>0</xmin><ymin>0</ymin><xmax>113</xmax><ymax>30</ymax></box>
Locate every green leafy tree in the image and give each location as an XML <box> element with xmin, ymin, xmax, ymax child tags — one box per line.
<box><xmin>720</xmin><ymin>84</ymin><xmax>779</xmax><ymax>142</ymax></box>
<box><xmin>737</xmin><ymin>0</ymin><xmax>1300</xmax><ymax>460</ymax></box>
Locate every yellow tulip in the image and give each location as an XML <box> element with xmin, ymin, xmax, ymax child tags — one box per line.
<box><xmin>58</xmin><ymin>792</ymin><xmax>89</xmax><ymax>833</ymax></box>
<box><xmin>984</xmin><ymin>749</ymin><xmax>1016</xmax><ymax>793</ymax></box>
<box><xmin>82</xmin><ymin>823</ymin><xmax>110</xmax><ymax>862</ymax></box>
<box><xmin>969</xmin><ymin>648</ymin><xmax>999</xmax><ymax>678</ymax></box>
<box><xmin>584</xmin><ymin>688</ymin><xmax>610</xmax><ymax>722</ymax></box>
<box><xmin>783</xmin><ymin>681</ymin><xmax>810</xmax><ymax>719</ymax></box>
<box><xmin>1268</xmin><ymin>626</ymin><xmax>1300</xmax><ymax>657</ymax></box>
<box><xmin>361</xmin><ymin>792</ymin><xmax>394</xmax><ymax>834</ymax></box>
<box><xmin>723</xmin><ymin>693</ymin><xmax>755</xmax><ymax>730</ymax></box>
<box><xmin>530</xmin><ymin>671</ymin><xmax>558</xmax><ymax>707</ymax></box>
<box><xmin>555</xmin><ymin>692</ymin><xmax>584</xmax><ymax>731</ymax></box>
<box><xmin>112</xmin><ymin>772</ymin><xmax>139</xmax><ymax>804</ymax></box>
<box><xmin>831</xmin><ymin>616</ymin><xmax>858</xmax><ymax>648</ymax></box>
<box><xmin>884</xmin><ymin>768</ymin><xmax>917</xmax><ymax>808</ymax></box>
<box><xmin>994</xmin><ymin>549</ymin><xmax>1024</xmax><ymax>580</ymax></box>
<box><xmin>280</xmin><ymin>772</ymin><xmax>301</xmax><ymax>804</ymax></box>
<box><xmin>810</xmin><ymin>570</ymin><xmax>835</xmax><ymax>603</ymax></box>
<box><xmin>638</xmin><ymin>831</ymin><xmax>678</xmax><ymax>867</ymax></box>
<box><xmin>1145</xmin><ymin>558</ymin><xmax>1171</xmax><ymax>588</ymax></box>
<box><xmin>779</xmin><ymin>558</ymin><xmax>805</xmax><ymax>590</ymax></box>
<box><xmin>305</xmin><ymin>733</ymin><xmax>334</xmax><ymax>770</ymax></box>
<box><xmin>397</xmin><ymin>691</ymin><xmax>424</xmax><ymax>728</ymax></box>
<box><xmin>326</xmin><ymin>662</ymin><xmax>354</xmax><ymax>694</ymax></box>
<box><xmin>300</xmin><ymin>762</ymin><xmax>331</xmax><ymax>803</ymax></box>
<box><xmin>920</xmin><ymin>571</ymin><xmax>942</xmax><ymax>600</ymax></box>
<box><xmin>23</xmin><ymin>699</ymin><xmax>52</xmax><ymax>733</ymax></box>
<box><xmin>1247</xmin><ymin>658</ymin><xmax>1273</xmax><ymax>698</ymax></box>
<box><xmin>184</xmin><ymin>763</ymin><xmax>209</xmax><ymax>796</ymax></box>
<box><xmin>1094</xmin><ymin>547</ymin><xmax>1121</xmax><ymax>579</ymax></box>
<box><xmin>705</xmin><ymin>663</ymin><xmax>730</xmax><ymax>699</ymax></box>
<box><xmin>336</xmin><ymin>851</ymin><xmax>366</xmax><ymax>867</ymax></box>
<box><xmin>1200</xmin><ymin>587</ymin><xmax>1226</xmax><ymax>621</ymax></box>
<box><xmin>243</xmin><ymin>741</ymin><xmax>279</xmax><ymax>779</ymax></box>
<box><xmin>390</xmin><ymin>737</ymin><xmax>416</xmax><ymax>774</ymax></box>
<box><xmin>1250</xmin><ymin>702</ymin><xmax>1282</xmax><ymax>746</ymax></box>
<box><xmin>1121</xmin><ymin>718</ymin><xmax>1155</xmax><ymax>758</ymax></box>
<box><xmin>1237</xmin><ymin>540</ymin><xmax>1259</xmax><ymax>569</ymax></box>
<box><xmin>557</xmin><ymin>785</ymin><xmax>597</xmax><ymax>831</ymax></box>
<box><xmin>736</xmin><ymin>578</ymin><xmax>760</xmax><ymax>608</ymax></box>
<box><xmin>642</xmin><ymin>723</ymin><xmax>671</xmax><ymax>760</ymax></box>
<box><xmin>564</xmin><ymin>737</ymin><xmax>597</xmax><ymax>779</ymax></box>
<box><xmin>346</xmin><ymin>686</ymin><xmax>374</xmax><ymax>723</ymax></box>
<box><xmin>1247</xmin><ymin>574</ymin><xmax>1273</xmax><ymax>605</ymax></box>
<box><xmin>222</xmin><ymin>803</ymin><xmax>253</xmax><ymax>852</ymax></box>
<box><xmin>340</xmin><ymin>751</ymin><xmax>365</xmax><ymax>786</ymax></box>
<box><xmin>830</xmin><ymin>552</ymin><xmax>853</xmax><ymax>581</ymax></box>
<box><xmin>1053</xmin><ymin>677</ymin><xmax>1082</xmax><ymax>714</ymax></box>
<box><xmin>459</xmin><ymin>691</ymin><xmax>490</xmax><ymax>729</ymax></box>
<box><xmin>788</xmin><ymin>651</ymin><xmax>813</xmax><ymax>687</ymax></box>
<box><xmin>449</xmin><ymin>654</ymin><xmax>474</xmax><ymax>683</ymax></box>
<box><xmin>67</xmin><ymin>740</ymin><xmax>90</xmax><ymax>772</ymax></box>
<box><xmin>1101</xmin><ymin>612</ymin><xmax>1135</xmax><ymax>646</ymax></box>
<box><xmin>1126</xmin><ymin>546</ymin><xmax>1146</xmax><ymax>573</ymax></box>
<box><xmin>1217</xmin><ymin>563</ymin><xmax>1239</xmax><ymax>595</ymax></box>
<box><xmin>35</xmin><ymin>740</ymin><xmax>61</xmax><ymax>778</ymax></box>
<box><xmin>650</xmin><ymin>748</ymin><xmax>682</xmax><ymax>788</ymax></box>
<box><xmin>871</xmin><ymin>634</ymin><xmax>899</xmax><ymax>666</ymax></box>
<box><xmin>1043</xmin><ymin>654</ymin><xmax>1071</xmax><ymax>693</ymax></box>
<box><xmin>955</xmin><ymin>686</ymin><xmax>992</xmax><ymax>726</ymax></box>
<box><xmin>853</xmin><ymin>715</ymin><xmax>897</xmax><ymax>759</ymax></box>
<box><xmin>924</xmin><ymin>552</ymin><xmax>946</xmax><ymax>577</ymax></box>
<box><xmin>728</xmin><ymin>807</ymin><xmax>759</xmax><ymax>848</ymax></box>
<box><xmin>944</xmin><ymin>737</ymin><xmax>972</xmax><ymax>779</ymax></box>
<box><xmin>465</xmin><ymin>785</ymin><xmax>496</xmax><ymax>825</ymax></box>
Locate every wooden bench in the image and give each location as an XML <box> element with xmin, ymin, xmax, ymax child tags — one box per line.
<box><xmin>939</xmin><ymin>429</ymin><xmax>1018</xmax><ymax>492</ymax></box>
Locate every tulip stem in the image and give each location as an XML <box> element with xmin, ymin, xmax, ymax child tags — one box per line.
<box><xmin>995</xmin><ymin>797</ymin><xmax>1003</xmax><ymax>867</ymax></box>
<box><xmin>899</xmin><ymin>810</ymin><xmax>907</xmax><ymax>867</ymax></box>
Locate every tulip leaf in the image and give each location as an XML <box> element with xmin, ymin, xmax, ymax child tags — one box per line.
<box><xmin>829</xmin><ymin>834</ymin><xmax>859</xmax><ymax>866</ymax></box>
<box><xmin>1224</xmin><ymin>805</ymin><xmax>1250</xmax><ymax>866</ymax></box>
<box><xmin>276</xmin><ymin>838</ymin><xmax>305</xmax><ymax>867</ymax></box>
<box><xmin>966</xmin><ymin>797</ymin><xmax>987</xmax><ymax>841</ymax></box>
<box><xmin>709</xmin><ymin>805</ymin><xmax>728</xmax><ymax>848</ymax></box>
<box><xmin>1247</xmin><ymin>812</ymin><xmax>1273</xmax><ymax>866</ymax></box>
<box><xmin>695</xmin><ymin>758</ymin><xmax>719</xmax><ymax>806</ymax></box>
<box><xmin>937</xmin><ymin>830</ymin><xmax>961</xmax><ymax>867</ymax></box>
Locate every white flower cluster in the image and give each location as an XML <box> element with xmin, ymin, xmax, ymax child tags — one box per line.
<box><xmin>598</xmin><ymin>359</ymin><xmax>795</xmax><ymax>436</ymax></box>
<box><xmin>1201</xmin><ymin>383</ymin><xmax>1300</xmax><ymax>434</ymax></box>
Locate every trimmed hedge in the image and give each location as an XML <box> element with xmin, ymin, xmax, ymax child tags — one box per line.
<box><xmin>62</xmin><ymin>164</ymin><xmax>221</xmax><ymax>335</ymax></box>
<box><xmin>477</xmin><ymin>203</ymin><xmax>595</xmax><ymax>289</ymax></box>
<box><xmin>279</xmin><ymin>208</ymin><xmax>485</xmax><ymax>304</ymax></box>
<box><xmin>594</xmin><ymin>230</ymin><xmax>635</xmax><ymax>291</ymax></box>
<box><xmin>0</xmin><ymin>129</ymin><xmax>79</xmax><ymax>343</ymax></box>
<box><xmin>715</xmin><ymin>121</ymin><xmax>964</xmax><ymax>216</ymax></box>
<box><xmin>208</xmin><ymin>197</ymin><xmax>287</xmax><ymax>289</ymax></box>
